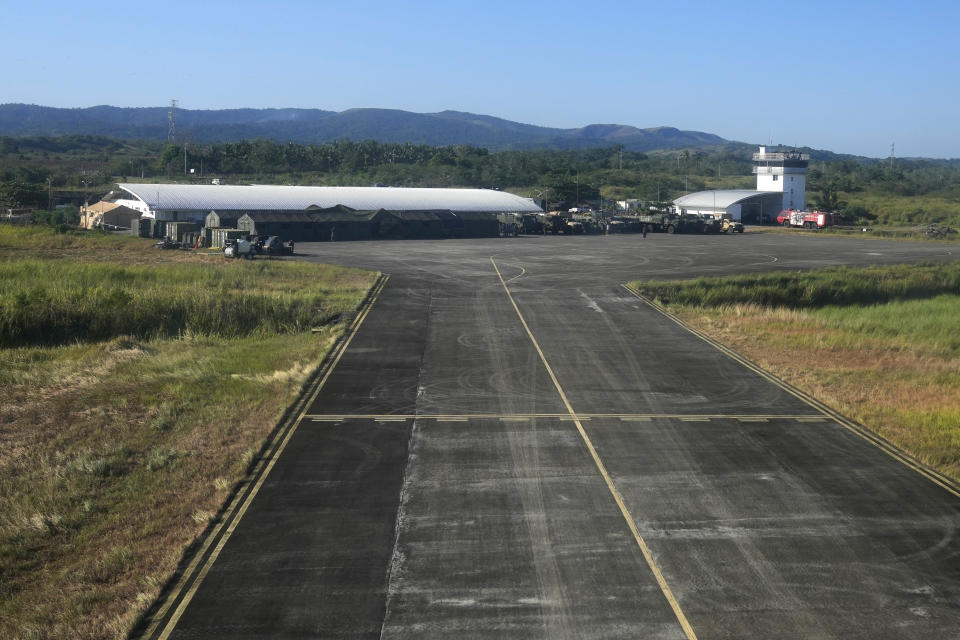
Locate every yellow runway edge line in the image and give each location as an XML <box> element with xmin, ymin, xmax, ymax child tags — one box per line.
<box><xmin>621</xmin><ymin>283</ymin><xmax>960</xmax><ymax>501</ymax></box>
<box><xmin>491</xmin><ymin>258</ymin><xmax>700</xmax><ymax>640</ymax></box>
<box><xmin>144</xmin><ymin>274</ymin><xmax>390</xmax><ymax>640</ymax></box>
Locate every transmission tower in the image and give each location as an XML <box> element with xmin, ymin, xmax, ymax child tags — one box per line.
<box><xmin>890</xmin><ymin>142</ymin><xmax>895</xmax><ymax>169</ymax></box>
<box><xmin>168</xmin><ymin>99</ymin><xmax>178</xmax><ymax>142</ymax></box>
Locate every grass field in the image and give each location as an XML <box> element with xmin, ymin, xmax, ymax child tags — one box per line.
<box><xmin>843</xmin><ymin>191</ymin><xmax>960</xmax><ymax>227</ymax></box>
<box><xmin>0</xmin><ymin>226</ymin><xmax>377</xmax><ymax>639</ymax></box>
<box><xmin>630</xmin><ymin>261</ymin><xmax>960</xmax><ymax>481</ymax></box>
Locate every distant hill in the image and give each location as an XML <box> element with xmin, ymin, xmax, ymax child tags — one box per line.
<box><xmin>0</xmin><ymin>104</ymin><xmax>727</xmax><ymax>152</ymax></box>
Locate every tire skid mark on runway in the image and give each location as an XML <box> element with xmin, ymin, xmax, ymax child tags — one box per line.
<box><xmin>379</xmin><ymin>278</ymin><xmax>435</xmax><ymax>638</ymax></box>
<box><xmin>304</xmin><ymin>413</ymin><xmax>827</xmax><ymax>422</ymax></box>
<box><xmin>490</xmin><ymin>256</ymin><xmax>700</xmax><ymax>640</ymax></box>
<box><xmin>621</xmin><ymin>283</ymin><xmax>960</xmax><ymax>501</ymax></box>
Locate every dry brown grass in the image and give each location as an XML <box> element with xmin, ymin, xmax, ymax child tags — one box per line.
<box><xmin>0</xmin><ymin>330</ymin><xmax>356</xmax><ymax>639</ymax></box>
<box><xmin>675</xmin><ymin>303</ymin><xmax>960</xmax><ymax>479</ymax></box>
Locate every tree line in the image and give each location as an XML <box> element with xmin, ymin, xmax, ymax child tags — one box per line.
<box><xmin>2</xmin><ymin>135</ymin><xmax>959</xmax><ymax>222</ymax></box>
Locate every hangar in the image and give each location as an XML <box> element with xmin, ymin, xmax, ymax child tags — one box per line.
<box><xmin>107</xmin><ymin>184</ymin><xmax>542</xmax><ymax>223</ymax></box>
<box><xmin>673</xmin><ymin>190</ymin><xmax>784</xmax><ymax>224</ymax></box>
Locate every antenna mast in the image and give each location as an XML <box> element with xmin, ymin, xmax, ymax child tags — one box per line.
<box><xmin>168</xmin><ymin>99</ymin><xmax>178</xmax><ymax>142</ymax></box>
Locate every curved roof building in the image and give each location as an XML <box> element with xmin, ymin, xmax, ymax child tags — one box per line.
<box><xmin>111</xmin><ymin>183</ymin><xmax>542</xmax><ymax>222</ymax></box>
<box><xmin>673</xmin><ymin>189</ymin><xmax>775</xmax><ymax>211</ymax></box>
<box><xmin>673</xmin><ymin>189</ymin><xmax>784</xmax><ymax>223</ymax></box>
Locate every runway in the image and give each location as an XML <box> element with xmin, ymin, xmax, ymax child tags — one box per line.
<box><xmin>141</xmin><ymin>232</ymin><xmax>959</xmax><ymax>639</ymax></box>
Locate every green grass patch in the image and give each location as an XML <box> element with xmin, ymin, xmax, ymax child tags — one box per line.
<box><xmin>0</xmin><ymin>258</ymin><xmax>367</xmax><ymax>347</ymax></box>
<box><xmin>630</xmin><ymin>260</ymin><xmax>960</xmax><ymax>309</ymax></box>
<box><xmin>0</xmin><ymin>226</ymin><xmax>377</xmax><ymax>638</ymax></box>
<box><xmin>843</xmin><ymin>191</ymin><xmax>960</xmax><ymax>228</ymax></box>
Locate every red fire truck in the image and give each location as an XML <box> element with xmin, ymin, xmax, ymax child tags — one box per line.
<box><xmin>776</xmin><ymin>209</ymin><xmax>838</xmax><ymax>229</ymax></box>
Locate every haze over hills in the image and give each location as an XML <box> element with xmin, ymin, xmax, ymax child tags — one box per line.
<box><xmin>0</xmin><ymin>104</ymin><xmax>728</xmax><ymax>152</ymax></box>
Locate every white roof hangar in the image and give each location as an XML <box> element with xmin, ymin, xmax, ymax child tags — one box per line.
<box><xmin>673</xmin><ymin>190</ymin><xmax>784</xmax><ymax>223</ymax></box>
<box><xmin>112</xmin><ymin>184</ymin><xmax>542</xmax><ymax>221</ymax></box>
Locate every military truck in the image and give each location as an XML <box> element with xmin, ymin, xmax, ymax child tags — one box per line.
<box><xmin>637</xmin><ymin>212</ymin><xmax>707</xmax><ymax>234</ymax></box>
<box><xmin>720</xmin><ymin>214</ymin><xmax>744</xmax><ymax>233</ymax></box>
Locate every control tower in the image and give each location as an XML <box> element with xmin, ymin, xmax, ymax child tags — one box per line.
<box><xmin>753</xmin><ymin>146</ymin><xmax>809</xmax><ymax>211</ymax></box>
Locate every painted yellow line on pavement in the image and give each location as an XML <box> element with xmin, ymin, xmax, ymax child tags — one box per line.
<box><xmin>622</xmin><ymin>283</ymin><xmax>960</xmax><ymax>500</ymax></box>
<box><xmin>492</xmin><ymin>257</ymin><xmax>699</xmax><ymax>640</ymax></box>
<box><xmin>146</xmin><ymin>274</ymin><xmax>390</xmax><ymax>640</ymax></box>
<box><xmin>505</xmin><ymin>264</ymin><xmax>527</xmax><ymax>284</ymax></box>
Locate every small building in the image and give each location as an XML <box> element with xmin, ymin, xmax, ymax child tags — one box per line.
<box><xmin>204</xmin><ymin>210</ymin><xmax>241</xmax><ymax>230</ymax></box>
<box><xmin>237</xmin><ymin>212</ymin><xmax>320</xmax><ymax>241</ymax></box>
<box><xmin>80</xmin><ymin>201</ymin><xmax>141</xmax><ymax>230</ymax></box>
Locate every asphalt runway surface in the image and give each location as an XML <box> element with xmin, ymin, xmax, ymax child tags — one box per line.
<box><xmin>143</xmin><ymin>232</ymin><xmax>959</xmax><ymax>639</ymax></box>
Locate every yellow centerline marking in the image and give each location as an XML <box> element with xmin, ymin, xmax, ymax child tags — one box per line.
<box><xmin>504</xmin><ymin>264</ymin><xmax>527</xmax><ymax>284</ymax></box>
<box><xmin>491</xmin><ymin>257</ymin><xmax>699</xmax><ymax>640</ymax></box>
<box><xmin>147</xmin><ymin>275</ymin><xmax>390</xmax><ymax>640</ymax></box>
<box><xmin>622</xmin><ymin>283</ymin><xmax>960</xmax><ymax>500</ymax></box>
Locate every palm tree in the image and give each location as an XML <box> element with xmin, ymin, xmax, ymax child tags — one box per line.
<box><xmin>814</xmin><ymin>185</ymin><xmax>846</xmax><ymax>212</ymax></box>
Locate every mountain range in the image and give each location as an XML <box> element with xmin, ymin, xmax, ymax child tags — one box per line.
<box><xmin>0</xmin><ymin>104</ymin><xmax>728</xmax><ymax>152</ymax></box>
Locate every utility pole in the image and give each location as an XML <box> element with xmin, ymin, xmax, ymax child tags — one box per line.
<box><xmin>168</xmin><ymin>99</ymin><xmax>177</xmax><ymax>142</ymax></box>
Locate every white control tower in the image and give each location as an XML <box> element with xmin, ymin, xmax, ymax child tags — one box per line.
<box><xmin>753</xmin><ymin>146</ymin><xmax>809</xmax><ymax>211</ymax></box>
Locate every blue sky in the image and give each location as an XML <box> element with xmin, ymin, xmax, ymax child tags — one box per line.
<box><xmin>2</xmin><ymin>0</ymin><xmax>957</xmax><ymax>157</ymax></box>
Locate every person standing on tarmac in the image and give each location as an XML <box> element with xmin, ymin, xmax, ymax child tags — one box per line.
<box><xmin>642</xmin><ymin>222</ymin><xmax>648</xmax><ymax>238</ymax></box>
